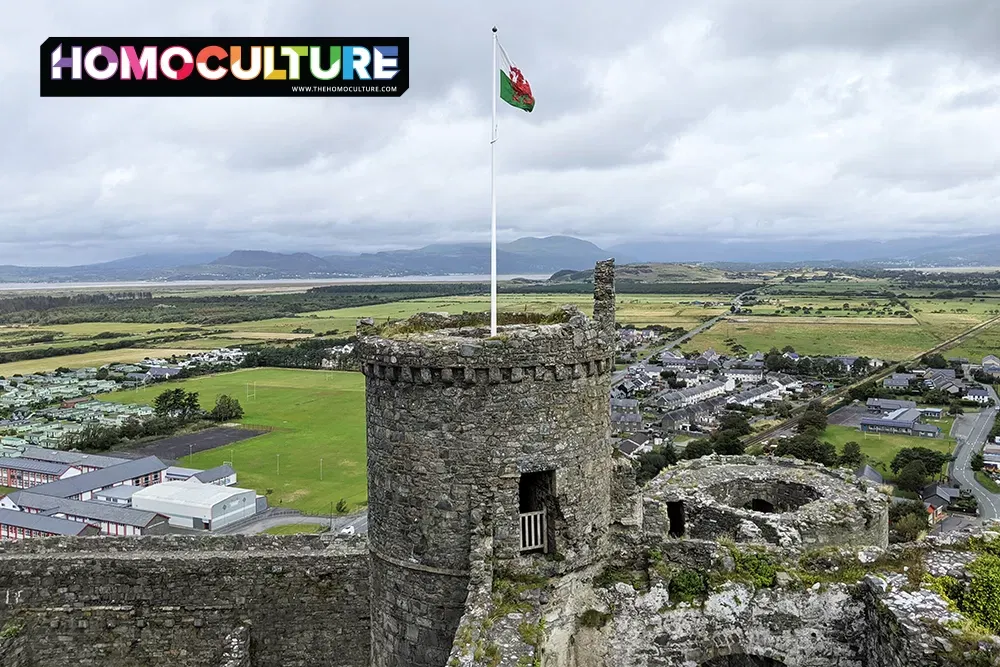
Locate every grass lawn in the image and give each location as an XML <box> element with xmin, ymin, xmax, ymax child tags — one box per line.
<box><xmin>976</xmin><ymin>471</ymin><xmax>1000</xmax><ymax>494</ymax></box>
<box><xmin>101</xmin><ymin>368</ymin><xmax>366</xmax><ymax>514</ymax></box>
<box><xmin>0</xmin><ymin>348</ymin><xmax>201</xmax><ymax>378</ymax></box>
<box><xmin>821</xmin><ymin>425</ymin><xmax>955</xmax><ymax>481</ymax></box>
<box><xmin>0</xmin><ymin>486</ymin><xmax>16</xmax><ymax>496</ymax></box>
<box><xmin>263</xmin><ymin>523</ymin><xmax>327</xmax><ymax>535</ymax></box>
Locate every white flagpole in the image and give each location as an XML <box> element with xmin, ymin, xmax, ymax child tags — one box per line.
<box><xmin>490</xmin><ymin>26</ymin><xmax>499</xmax><ymax>336</ymax></box>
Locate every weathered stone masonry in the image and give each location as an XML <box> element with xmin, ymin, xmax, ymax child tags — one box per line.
<box><xmin>0</xmin><ymin>535</ymin><xmax>371</xmax><ymax>667</ymax></box>
<box><xmin>359</xmin><ymin>259</ymin><xmax>618</xmax><ymax>667</ymax></box>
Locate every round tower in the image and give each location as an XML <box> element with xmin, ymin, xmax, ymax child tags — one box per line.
<box><xmin>359</xmin><ymin>261</ymin><xmax>616</xmax><ymax>667</ymax></box>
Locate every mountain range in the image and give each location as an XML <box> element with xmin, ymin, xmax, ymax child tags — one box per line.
<box><xmin>3</xmin><ymin>232</ymin><xmax>1000</xmax><ymax>283</ymax></box>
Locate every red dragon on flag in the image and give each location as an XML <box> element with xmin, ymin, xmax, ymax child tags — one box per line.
<box><xmin>508</xmin><ymin>65</ymin><xmax>534</xmax><ymax>108</ymax></box>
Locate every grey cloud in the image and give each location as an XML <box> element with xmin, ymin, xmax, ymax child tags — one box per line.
<box><xmin>2</xmin><ymin>0</ymin><xmax>1000</xmax><ymax>264</ymax></box>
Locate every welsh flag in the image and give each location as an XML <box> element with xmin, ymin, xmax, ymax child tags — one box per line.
<box><xmin>498</xmin><ymin>43</ymin><xmax>534</xmax><ymax>112</ymax></box>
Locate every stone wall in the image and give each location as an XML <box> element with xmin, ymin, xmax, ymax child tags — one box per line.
<box><xmin>0</xmin><ymin>632</ymin><xmax>31</xmax><ymax>667</ymax></box>
<box><xmin>0</xmin><ymin>534</ymin><xmax>371</xmax><ymax>667</ymax></box>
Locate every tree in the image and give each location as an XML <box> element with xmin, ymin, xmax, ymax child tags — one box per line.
<box><xmin>717</xmin><ymin>412</ymin><xmax>751</xmax><ymax>437</ymax></box>
<box><xmin>840</xmin><ymin>441</ymin><xmax>864</xmax><ymax>469</ymax></box>
<box><xmin>781</xmin><ymin>345</ymin><xmax>796</xmax><ymax>353</ymax></box>
<box><xmin>972</xmin><ymin>452</ymin><xmax>986</xmax><ymax>472</ymax></box>
<box><xmin>210</xmin><ymin>395</ymin><xmax>244</xmax><ymax>422</ymax></box>
<box><xmin>660</xmin><ymin>369</ymin><xmax>677</xmax><ymax>380</ymax></box>
<box><xmin>922</xmin><ymin>353</ymin><xmax>948</xmax><ymax>369</ymax></box>
<box><xmin>891</xmin><ymin>447</ymin><xmax>952</xmax><ymax>476</ymax></box>
<box><xmin>636</xmin><ymin>444</ymin><xmax>678</xmax><ymax>484</ymax></box>
<box><xmin>182</xmin><ymin>392</ymin><xmax>202</xmax><ymax>419</ymax></box>
<box><xmin>775</xmin><ymin>432</ymin><xmax>837</xmax><ymax>466</ymax></box>
<box><xmin>896</xmin><ymin>460</ymin><xmax>929</xmax><ymax>493</ymax></box>
<box><xmin>949</xmin><ymin>401</ymin><xmax>965</xmax><ymax>415</ymax></box>
<box><xmin>683</xmin><ymin>439</ymin><xmax>715</xmax><ymax>460</ymax></box>
<box><xmin>797</xmin><ymin>404</ymin><xmax>828</xmax><ymax>434</ymax></box>
<box><xmin>335</xmin><ymin>499</ymin><xmax>349</xmax><ymax>513</ymax></box>
<box><xmin>95</xmin><ymin>367</ymin><xmax>109</xmax><ymax>380</ymax></box>
<box><xmin>851</xmin><ymin>357</ymin><xmax>871</xmax><ymax>376</ymax></box>
<box><xmin>712</xmin><ymin>431</ymin><xmax>745</xmax><ymax>456</ymax></box>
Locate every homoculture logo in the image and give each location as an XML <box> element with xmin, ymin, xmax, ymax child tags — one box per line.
<box><xmin>39</xmin><ymin>37</ymin><xmax>408</xmax><ymax>97</ymax></box>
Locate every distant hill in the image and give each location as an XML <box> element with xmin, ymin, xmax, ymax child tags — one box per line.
<box><xmin>549</xmin><ymin>263</ymin><xmax>736</xmax><ymax>284</ymax></box>
<box><xmin>211</xmin><ymin>251</ymin><xmax>334</xmax><ymax>273</ymax></box>
<box><xmin>6</xmin><ymin>231</ymin><xmax>1000</xmax><ymax>284</ymax></box>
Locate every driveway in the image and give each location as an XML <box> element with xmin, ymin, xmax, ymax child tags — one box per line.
<box><xmin>950</xmin><ymin>394</ymin><xmax>1000</xmax><ymax>523</ymax></box>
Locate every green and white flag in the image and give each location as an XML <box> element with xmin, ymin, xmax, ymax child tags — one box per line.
<box><xmin>498</xmin><ymin>42</ymin><xmax>534</xmax><ymax>112</ymax></box>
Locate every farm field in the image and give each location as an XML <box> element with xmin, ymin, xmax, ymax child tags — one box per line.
<box><xmin>682</xmin><ymin>317</ymin><xmax>941</xmax><ymax>359</ymax></box>
<box><xmin>941</xmin><ymin>323</ymin><xmax>1000</xmax><ymax>361</ymax></box>
<box><xmin>225</xmin><ymin>293</ymin><xmax>729</xmax><ymax>335</ymax></box>
<box><xmin>0</xmin><ymin>348</ymin><xmax>202</xmax><ymax>377</ymax></box>
<box><xmin>102</xmin><ymin>368</ymin><xmax>366</xmax><ymax>514</ymax></box>
<box><xmin>820</xmin><ymin>425</ymin><xmax>955</xmax><ymax>481</ymax></box>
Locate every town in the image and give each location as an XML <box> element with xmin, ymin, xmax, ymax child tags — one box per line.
<box><xmin>609</xmin><ymin>324</ymin><xmax>1000</xmax><ymax>537</ymax></box>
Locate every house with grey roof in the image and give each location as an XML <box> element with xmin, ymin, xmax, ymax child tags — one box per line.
<box><xmin>0</xmin><ymin>507</ymin><xmax>100</xmax><ymax>540</ymax></box>
<box><xmin>860</xmin><ymin>407</ymin><xmax>940</xmax><ymax>438</ymax></box>
<box><xmin>0</xmin><ymin>457</ymin><xmax>81</xmax><ymax>490</ymax></box>
<box><xmin>867</xmin><ymin>398</ymin><xmax>918</xmax><ymax>414</ymax></box>
<box><xmin>883</xmin><ymin>373</ymin><xmax>916</xmax><ymax>389</ymax></box>
<box><xmin>982</xmin><ymin>355</ymin><xmax>1000</xmax><ymax>375</ymax></box>
<box><xmin>965</xmin><ymin>387</ymin><xmax>991</xmax><ymax>404</ymax></box>
<box><xmin>16</xmin><ymin>446</ymin><xmax>130</xmax><ymax>473</ymax></box>
<box><xmin>856</xmin><ymin>465</ymin><xmax>884</xmax><ymax>485</ymax></box>
<box><xmin>7</xmin><ymin>490</ymin><xmax>169</xmax><ymax>536</ymax></box>
<box><xmin>28</xmin><ymin>456</ymin><xmax>167</xmax><ymax>501</ymax></box>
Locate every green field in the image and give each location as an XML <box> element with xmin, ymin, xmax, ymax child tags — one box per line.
<box><xmin>102</xmin><ymin>368</ymin><xmax>366</xmax><ymax>514</ymax></box>
<box><xmin>821</xmin><ymin>425</ymin><xmax>955</xmax><ymax>481</ymax></box>
<box><xmin>975</xmin><ymin>471</ymin><xmax>1000</xmax><ymax>494</ymax></box>
<box><xmin>684</xmin><ymin>317</ymin><xmax>939</xmax><ymax>359</ymax></box>
<box><xmin>263</xmin><ymin>523</ymin><xmax>327</xmax><ymax>535</ymax></box>
<box><xmin>0</xmin><ymin>486</ymin><xmax>15</xmax><ymax>496</ymax></box>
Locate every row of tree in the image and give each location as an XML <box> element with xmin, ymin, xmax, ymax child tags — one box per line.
<box><xmin>67</xmin><ymin>389</ymin><xmax>244</xmax><ymax>452</ymax></box>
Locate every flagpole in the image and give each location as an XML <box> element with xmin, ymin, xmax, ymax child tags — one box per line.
<box><xmin>490</xmin><ymin>26</ymin><xmax>498</xmax><ymax>337</ymax></box>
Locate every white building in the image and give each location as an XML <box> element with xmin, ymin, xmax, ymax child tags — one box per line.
<box><xmin>131</xmin><ymin>481</ymin><xmax>257</xmax><ymax>531</ymax></box>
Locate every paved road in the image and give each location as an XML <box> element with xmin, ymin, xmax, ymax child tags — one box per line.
<box><xmin>219</xmin><ymin>509</ymin><xmax>369</xmax><ymax>535</ymax></box>
<box><xmin>950</xmin><ymin>387</ymin><xmax>999</xmax><ymax>522</ymax></box>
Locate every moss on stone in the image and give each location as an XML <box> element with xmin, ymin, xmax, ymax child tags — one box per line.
<box><xmin>578</xmin><ymin>609</ymin><xmax>612</xmax><ymax>629</ymax></box>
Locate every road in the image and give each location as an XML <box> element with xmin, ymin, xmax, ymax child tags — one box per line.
<box><xmin>950</xmin><ymin>385</ymin><xmax>1000</xmax><ymax>522</ymax></box>
<box><xmin>217</xmin><ymin>509</ymin><xmax>369</xmax><ymax>535</ymax></box>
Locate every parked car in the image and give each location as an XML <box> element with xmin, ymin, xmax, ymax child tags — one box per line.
<box><xmin>338</xmin><ymin>525</ymin><xmax>356</xmax><ymax>537</ymax></box>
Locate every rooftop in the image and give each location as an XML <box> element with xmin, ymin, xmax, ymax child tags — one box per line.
<box><xmin>132</xmin><ymin>480</ymin><xmax>254</xmax><ymax>507</ymax></box>
<box><xmin>0</xmin><ymin>508</ymin><xmax>94</xmax><ymax>535</ymax></box>
<box><xmin>8</xmin><ymin>491</ymin><xmax>165</xmax><ymax>527</ymax></box>
<box><xmin>30</xmin><ymin>456</ymin><xmax>167</xmax><ymax>499</ymax></box>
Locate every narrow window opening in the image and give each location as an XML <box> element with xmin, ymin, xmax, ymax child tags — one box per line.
<box><xmin>518</xmin><ymin>471</ymin><xmax>555</xmax><ymax>553</ymax></box>
<box><xmin>667</xmin><ymin>501</ymin><xmax>685</xmax><ymax>538</ymax></box>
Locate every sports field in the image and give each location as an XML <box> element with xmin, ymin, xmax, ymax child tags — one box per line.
<box><xmin>821</xmin><ymin>425</ymin><xmax>955</xmax><ymax>481</ymax></box>
<box><xmin>102</xmin><ymin>368</ymin><xmax>366</xmax><ymax>514</ymax></box>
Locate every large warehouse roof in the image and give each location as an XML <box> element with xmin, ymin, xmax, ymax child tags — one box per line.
<box><xmin>132</xmin><ymin>481</ymin><xmax>253</xmax><ymax>508</ymax></box>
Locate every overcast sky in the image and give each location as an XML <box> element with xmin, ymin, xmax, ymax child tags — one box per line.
<box><xmin>2</xmin><ymin>0</ymin><xmax>999</xmax><ymax>265</ymax></box>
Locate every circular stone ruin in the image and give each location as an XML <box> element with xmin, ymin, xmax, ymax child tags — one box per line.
<box><xmin>642</xmin><ymin>455</ymin><xmax>888</xmax><ymax>549</ymax></box>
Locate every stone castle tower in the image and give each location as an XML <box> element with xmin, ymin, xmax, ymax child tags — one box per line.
<box><xmin>357</xmin><ymin>260</ymin><xmax>618</xmax><ymax>667</ymax></box>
